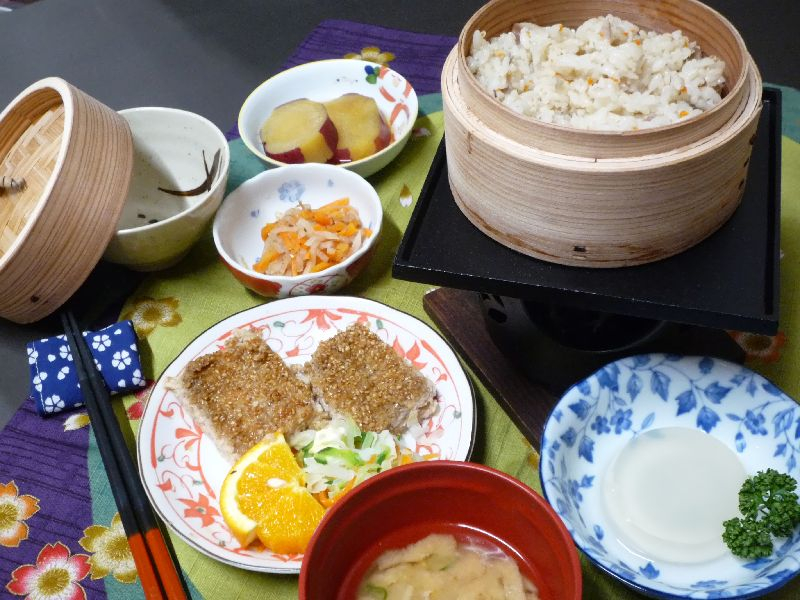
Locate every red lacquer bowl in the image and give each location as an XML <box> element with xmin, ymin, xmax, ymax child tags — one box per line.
<box><xmin>299</xmin><ymin>460</ymin><xmax>582</xmax><ymax>600</ymax></box>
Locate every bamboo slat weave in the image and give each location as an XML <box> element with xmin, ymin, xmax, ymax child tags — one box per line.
<box><xmin>0</xmin><ymin>100</ymin><xmax>65</xmax><ymax>255</ymax></box>
<box><xmin>0</xmin><ymin>78</ymin><xmax>133</xmax><ymax>323</ymax></box>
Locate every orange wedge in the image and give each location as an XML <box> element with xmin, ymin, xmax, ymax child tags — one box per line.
<box><xmin>219</xmin><ymin>433</ymin><xmax>325</xmax><ymax>554</ymax></box>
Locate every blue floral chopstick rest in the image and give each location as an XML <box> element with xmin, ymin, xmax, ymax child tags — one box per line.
<box><xmin>27</xmin><ymin>320</ymin><xmax>147</xmax><ymax>416</ymax></box>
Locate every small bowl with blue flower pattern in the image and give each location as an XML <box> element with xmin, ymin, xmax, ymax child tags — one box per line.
<box><xmin>212</xmin><ymin>163</ymin><xmax>382</xmax><ymax>298</ymax></box>
<box><xmin>238</xmin><ymin>59</ymin><xmax>418</xmax><ymax>178</ymax></box>
<box><xmin>540</xmin><ymin>354</ymin><xmax>800</xmax><ymax>599</ymax></box>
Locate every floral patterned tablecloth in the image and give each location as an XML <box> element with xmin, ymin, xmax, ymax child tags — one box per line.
<box><xmin>0</xmin><ymin>0</ymin><xmax>41</xmax><ymax>11</ymax></box>
<box><xmin>1</xmin><ymin>19</ymin><xmax>799</xmax><ymax>600</ymax></box>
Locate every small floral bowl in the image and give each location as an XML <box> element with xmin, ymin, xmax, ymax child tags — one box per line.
<box><xmin>237</xmin><ymin>59</ymin><xmax>418</xmax><ymax>178</ymax></box>
<box><xmin>212</xmin><ymin>163</ymin><xmax>382</xmax><ymax>298</ymax></box>
<box><xmin>540</xmin><ymin>354</ymin><xmax>800</xmax><ymax>599</ymax></box>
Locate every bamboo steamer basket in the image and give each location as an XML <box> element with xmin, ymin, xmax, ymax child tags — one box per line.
<box><xmin>458</xmin><ymin>0</ymin><xmax>750</xmax><ymax>159</ymax></box>
<box><xmin>0</xmin><ymin>77</ymin><xmax>133</xmax><ymax>323</ymax></box>
<box><xmin>444</xmin><ymin>0</ymin><xmax>762</xmax><ymax>268</ymax></box>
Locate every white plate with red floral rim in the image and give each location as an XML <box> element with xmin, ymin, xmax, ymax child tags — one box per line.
<box><xmin>137</xmin><ymin>295</ymin><xmax>476</xmax><ymax>573</ymax></box>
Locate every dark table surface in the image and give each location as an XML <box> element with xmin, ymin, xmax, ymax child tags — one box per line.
<box><xmin>0</xmin><ymin>0</ymin><xmax>798</xmax><ymax>429</ymax></box>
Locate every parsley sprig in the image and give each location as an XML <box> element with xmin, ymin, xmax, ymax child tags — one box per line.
<box><xmin>723</xmin><ymin>469</ymin><xmax>800</xmax><ymax>559</ymax></box>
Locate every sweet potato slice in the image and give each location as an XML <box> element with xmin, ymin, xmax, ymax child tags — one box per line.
<box><xmin>260</xmin><ymin>99</ymin><xmax>338</xmax><ymax>164</ymax></box>
<box><xmin>323</xmin><ymin>94</ymin><xmax>392</xmax><ymax>163</ymax></box>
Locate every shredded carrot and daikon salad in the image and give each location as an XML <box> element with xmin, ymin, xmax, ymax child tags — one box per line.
<box><xmin>253</xmin><ymin>198</ymin><xmax>371</xmax><ymax>276</ymax></box>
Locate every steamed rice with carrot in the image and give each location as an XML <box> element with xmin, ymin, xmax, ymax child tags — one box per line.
<box><xmin>467</xmin><ymin>14</ymin><xmax>726</xmax><ymax>131</ymax></box>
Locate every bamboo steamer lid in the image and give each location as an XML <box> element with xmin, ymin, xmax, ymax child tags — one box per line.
<box><xmin>457</xmin><ymin>0</ymin><xmax>750</xmax><ymax>159</ymax></box>
<box><xmin>0</xmin><ymin>77</ymin><xmax>133</xmax><ymax>323</ymax></box>
<box><xmin>443</xmin><ymin>47</ymin><xmax>763</xmax><ymax>267</ymax></box>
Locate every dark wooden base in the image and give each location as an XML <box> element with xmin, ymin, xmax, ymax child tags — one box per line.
<box><xmin>424</xmin><ymin>288</ymin><xmax>557</xmax><ymax>448</ymax></box>
<box><xmin>423</xmin><ymin>287</ymin><xmax>746</xmax><ymax>450</ymax></box>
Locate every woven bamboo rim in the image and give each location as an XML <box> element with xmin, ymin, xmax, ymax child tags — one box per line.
<box><xmin>443</xmin><ymin>47</ymin><xmax>762</xmax><ymax>267</ymax></box>
<box><xmin>0</xmin><ymin>78</ymin><xmax>133</xmax><ymax>323</ymax></box>
<box><xmin>457</xmin><ymin>0</ymin><xmax>749</xmax><ymax>158</ymax></box>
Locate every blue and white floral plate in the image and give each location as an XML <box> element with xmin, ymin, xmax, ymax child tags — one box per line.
<box><xmin>540</xmin><ymin>354</ymin><xmax>800</xmax><ymax>599</ymax></box>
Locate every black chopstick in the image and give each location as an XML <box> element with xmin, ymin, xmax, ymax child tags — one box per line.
<box><xmin>61</xmin><ymin>312</ymin><xmax>187</xmax><ymax>599</ymax></box>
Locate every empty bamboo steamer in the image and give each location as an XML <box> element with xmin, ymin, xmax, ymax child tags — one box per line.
<box><xmin>444</xmin><ymin>0</ymin><xmax>762</xmax><ymax>268</ymax></box>
<box><xmin>0</xmin><ymin>77</ymin><xmax>133</xmax><ymax>323</ymax></box>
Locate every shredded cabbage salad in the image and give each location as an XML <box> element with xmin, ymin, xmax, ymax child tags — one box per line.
<box><xmin>288</xmin><ymin>415</ymin><xmax>432</xmax><ymax>507</ymax></box>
